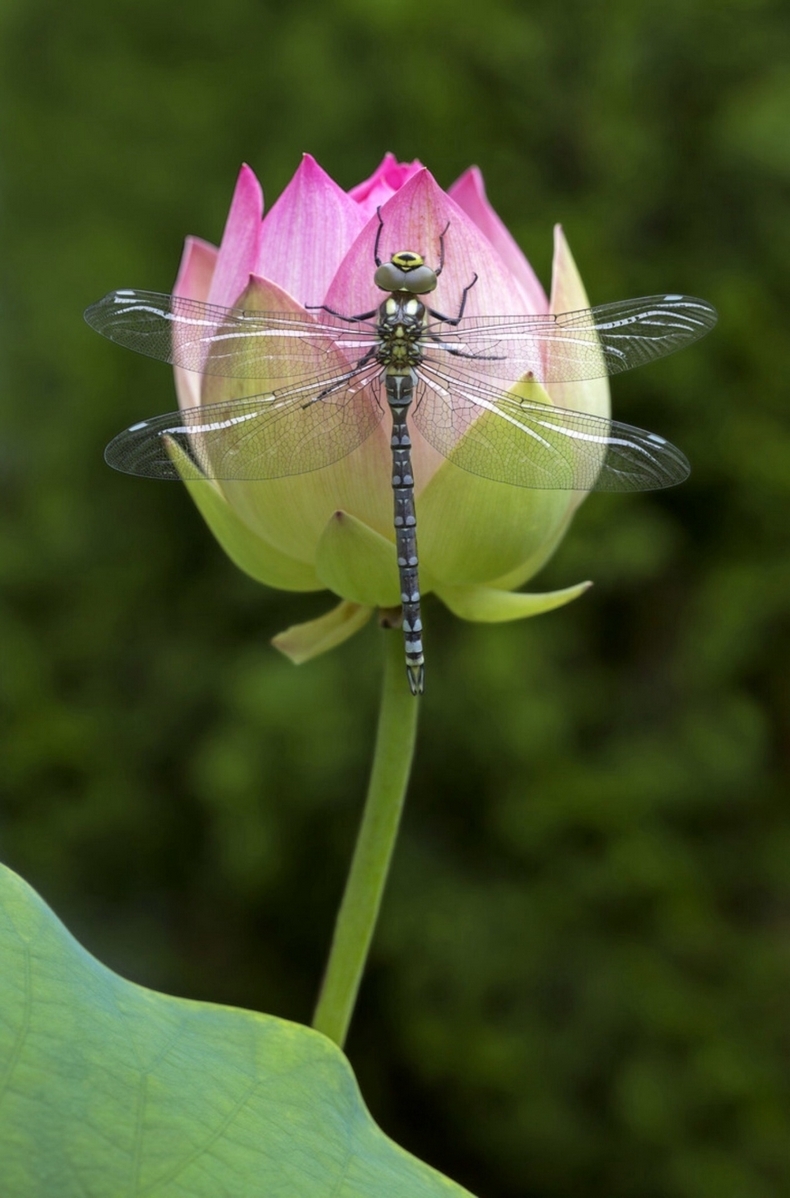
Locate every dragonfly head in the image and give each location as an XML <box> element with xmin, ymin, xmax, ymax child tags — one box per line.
<box><xmin>374</xmin><ymin>251</ymin><xmax>438</xmax><ymax>296</ymax></box>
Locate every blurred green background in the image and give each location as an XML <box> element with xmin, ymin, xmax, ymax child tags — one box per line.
<box><xmin>1</xmin><ymin>0</ymin><xmax>789</xmax><ymax>1195</ymax></box>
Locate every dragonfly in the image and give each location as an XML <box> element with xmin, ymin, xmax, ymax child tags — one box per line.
<box><xmin>85</xmin><ymin>214</ymin><xmax>717</xmax><ymax>695</ymax></box>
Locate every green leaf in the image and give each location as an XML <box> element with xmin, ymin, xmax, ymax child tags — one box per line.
<box><xmin>0</xmin><ymin>864</ymin><xmax>474</xmax><ymax>1198</ymax></box>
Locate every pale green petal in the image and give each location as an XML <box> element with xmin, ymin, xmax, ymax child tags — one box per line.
<box><xmin>200</xmin><ymin>276</ymin><xmax>395</xmax><ymax>566</ymax></box>
<box><xmin>315</xmin><ymin>510</ymin><xmax>403</xmax><ymax>606</ymax></box>
<box><xmin>221</xmin><ymin>460</ymin><xmax>394</xmax><ymax>570</ymax></box>
<box><xmin>272</xmin><ymin>599</ymin><xmax>373</xmax><ymax>664</ymax></box>
<box><xmin>487</xmin><ymin>505</ymin><xmax>576</xmax><ymax>590</ymax></box>
<box><xmin>437</xmin><ymin>579</ymin><xmax>592</xmax><ymax>623</ymax></box>
<box><xmin>548</xmin><ymin>225</ymin><xmax>611</xmax><ymax>421</ymax></box>
<box><xmin>167</xmin><ymin>438</ymin><xmax>322</xmax><ymax>592</ymax></box>
<box><xmin>417</xmin><ymin>448</ymin><xmax>574</xmax><ymax>589</ymax></box>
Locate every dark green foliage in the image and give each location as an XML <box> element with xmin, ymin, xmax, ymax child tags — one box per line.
<box><xmin>1</xmin><ymin>2</ymin><xmax>788</xmax><ymax>1195</ymax></box>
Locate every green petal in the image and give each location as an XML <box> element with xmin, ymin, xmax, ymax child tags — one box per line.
<box><xmin>0</xmin><ymin>864</ymin><xmax>473</xmax><ymax>1198</ymax></box>
<box><xmin>548</xmin><ymin>226</ymin><xmax>611</xmax><ymax>422</ymax></box>
<box><xmin>272</xmin><ymin>598</ymin><xmax>373</xmax><ymax>664</ymax></box>
<box><xmin>417</xmin><ymin>426</ymin><xmax>574</xmax><ymax>588</ymax></box>
<box><xmin>437</xmin><ymin>579</ymin><xmax>592</xmax><ymax>622</ymax></box>
<box><xmin>167</xmin><ymin>438</ymin><xmax>322</xmax><ymax>592</ymax></box>
<box><xmin>487</xmin><ymin>506</ymin><xmax>576</xmax><ymax>591</ymax></box>
<box><xmin>201</xmin><ymin>277</ymin><xmax>394</xmax><ymax>569</ymax></box>
<box><xmin>315</xmin><ymin>510</ymin><xmax>404</xmax><ymax>606</ymax></box>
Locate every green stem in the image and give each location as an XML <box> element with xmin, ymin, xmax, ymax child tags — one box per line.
<box><xmin>312</xmin><ymin>629</ymin><xmax>419</xmax><ymax>1048</ymax></box>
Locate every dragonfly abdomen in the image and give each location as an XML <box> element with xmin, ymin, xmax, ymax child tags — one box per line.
<box><xmin>386</xmin><ymin>369</ymin><xmax>424</xmax><ymax>696</ymax></box>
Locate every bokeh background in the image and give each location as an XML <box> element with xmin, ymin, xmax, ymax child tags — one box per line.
<box><xmin>2</xmin><ymin>1</ymin><xmax>789</xmax><ymax>1195</ymax></box>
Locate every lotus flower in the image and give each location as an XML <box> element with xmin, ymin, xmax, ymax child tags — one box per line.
<box><xmin>172</xmin><ymin>154</ymin><xmax>599</xmax><ymax>664</ymax></box>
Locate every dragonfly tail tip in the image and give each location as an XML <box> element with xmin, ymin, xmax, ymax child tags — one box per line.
<box><xmin>406</xmin><ymin>662</ymin><xmax>425</xmax><ymax>696</ymax></box>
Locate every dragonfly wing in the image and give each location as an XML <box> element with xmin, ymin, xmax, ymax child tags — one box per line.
<box><xmin>414</xmin><ymin>363</ymin><xmax>690</xmax><ymax>492</ymax></box>
<box><xmin>424</xmin><ymin>295</ymin><xmax>718</xmax><ymax>383</ymax></box>
<box><xmin>105</xmin><ymin>364</ymin><xmax>385</xmax><ymax>481</ymax></box>
<box><xmin>85</xmin><ymin>290</ymin><xmax>378</xmax><ymax>382</ymax></box>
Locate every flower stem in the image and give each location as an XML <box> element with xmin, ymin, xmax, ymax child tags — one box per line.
<box><xmin>312</xmin><ymin>629</ymin><xmax>419</xmax><ymax>1048</ymax></box>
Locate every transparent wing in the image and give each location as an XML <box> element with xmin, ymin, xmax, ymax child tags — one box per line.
<box><xmin>104</xmin><ymin>364</ymin><xmax>385</xmax><ymax>481</ymax></box>
<box><xmin>85</xmin><ymin>290</ymin><xmax>378</xmax><ymax>383</ymax></box>
<box><xmin>414</xmin><ymin>362</ymin><xmax>690</xmax><ymax>492</ymax></box>
<box><xmin>425</xmin><ymin>295</ymin><xmax>718</xmax><ymax>382</ymax></box>
<box><xmin>86</xmin><ymin>290</ymin><xmax>717</xmax><ymax>386</ymax></box>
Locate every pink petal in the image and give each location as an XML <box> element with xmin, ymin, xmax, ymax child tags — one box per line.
<box><xmin>324</xmin><ymin>168</ymin><xmax>537</xmax><ymax>491</ymax></box>
<box><xmin>172</xmin><ymin>236</ymin><xmax>218</xmax><ymax>412</ymax></box>
<box><xmin>255</xmin><ymin>154</ymin><xmax>366</xmax><ymax>307</ymax></box>
<box><xmin>206</xmin><ymin>164</ymin><xmax>264</xmax><ymax>310</ymax></box>
<box><xmin>173</xmin><ymin>235</ymin><xmax>217</xmax><ymax>302</ymax></box>
<box><xmin>325</xmin><ymin>167</ymin><xmax>532</xmax><ymax>319</ymax></box>
<box><xmin>347</xmin><ymin>153</ymin><xmax>425</xmax><ymax>222</ymax></box>
<box><xmin>449</xmin><ymin>167</ymin><xmax>548</xmax><ymax>314</ymax></box>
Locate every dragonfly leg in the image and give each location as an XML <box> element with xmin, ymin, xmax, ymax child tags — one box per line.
<box><xmin>305</xmin><ymin>303</ymin><xmax>379</xmax><ymax>322</ymax></box>
<box><xmin>427</xmin><ymin>271</ymin><xmax>479</xmax><ymax>325</ymax></box>
<box><xmin>434</xmin><ymin>221</ymin><xmax>451</xmax><ymax>276</ymax></box>
<box><xmin>375</xmin><ymin>208</ymin><xmax>449</xmax><ymax>280</ymax></box>
<box><xmin>300</xmin><ymin>349</ymin><xmax>379</xmax><ymax>409</ymax></box>
<box><xmin>424</xmin><ymin>334</ymin><xmax>505</xmax><ymax>363</ymax></box>
<box><xmin>374</xmin><ymin>207</ymin><xmax>385</xmax><ymax>267</ymax></box>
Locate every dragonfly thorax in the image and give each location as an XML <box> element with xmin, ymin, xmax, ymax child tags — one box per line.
<box><xmin>376</xmin><ymin>294</ymin><xmax>427</xmax><ymax>370</ymax></box>
<box><xmin>374</xmin><ymin>251</ymin><xmax>438</xmax><ymax>295</ymax></box>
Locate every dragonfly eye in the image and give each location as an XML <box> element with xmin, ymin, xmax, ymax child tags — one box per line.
<box><xmin>374</xmin><ymin>258</ymin><xmax>438</xmax><ymax>295</ymax></box>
